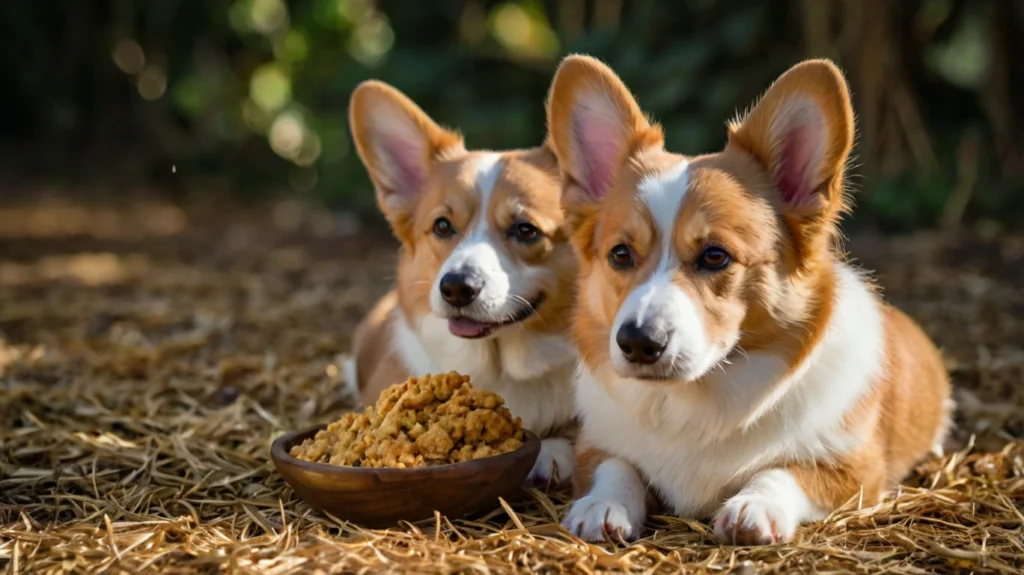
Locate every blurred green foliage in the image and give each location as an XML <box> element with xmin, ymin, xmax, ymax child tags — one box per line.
<box><xmin>1</xmin><ymin>0</ymin><xmax>1022</xmax><ymax>230</ymax></box>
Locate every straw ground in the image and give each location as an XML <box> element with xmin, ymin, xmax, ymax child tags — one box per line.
<box><xmin>1</xmin><ymin>197</ymin><xmax>1022</xmax><ymax>574</ymax></box>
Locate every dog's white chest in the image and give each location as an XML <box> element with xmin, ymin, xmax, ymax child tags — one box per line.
<box><xmin>575</xmin><ymin>377</ymin><xmax>787</xmax><ymax>516</ymax></box>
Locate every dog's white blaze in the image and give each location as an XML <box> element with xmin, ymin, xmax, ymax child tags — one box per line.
<box><xmin>611</xmin><ymin>159</ymin><xmax>714</xmax><ymax>379</ymax></box>
<box><xmin>638</xmin><ymin>158</ymin><xmax>690</xmax><ymax>274</ymax></box>
<box><xmin>468</xmin><ymin>152</ymin><xmax>503</xmax><ymax>239</ymax></box>
<box><xmin>431</xmin><ymin>153</ymin><xmax>513</xmax><ymax>316</ymax></box>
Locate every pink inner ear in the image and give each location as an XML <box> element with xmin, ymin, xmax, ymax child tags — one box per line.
<box><xmin>383</xmin><ymin>135</ymin><xmax>427</xmax><ymax>198</ymax></box>
<box><xmin>573</xmin><ymin>108</ymin><xmax>625</xmax><ymax>200</ymax></box>
<box><xmin>775</xmin><ymin>122</ymin><xmax>821</xmax><ymax>208</ymax></box>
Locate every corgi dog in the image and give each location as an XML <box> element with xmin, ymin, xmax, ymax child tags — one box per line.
<box><xmin>544</xmin><ymin>56</ymin><xmax>953</xmax><ymax>544</ymax></box>
<box><xmin>346</xmin><ymin>80</ymin><xmax>579</xmax><ymax>485</ymax></box>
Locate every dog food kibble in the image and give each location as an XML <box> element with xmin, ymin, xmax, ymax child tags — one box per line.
<box><xmin>289</xmin><ymin>372</ymin><xmax>526</xmax><ymax>468</ymax></box>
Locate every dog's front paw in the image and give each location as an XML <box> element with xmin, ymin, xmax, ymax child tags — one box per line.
<box><xmin>562</xmin><ymin>495</ymin><xmax>640</xmax><ymax>542</ymax></box>
<box><xmin>713</xmin><ymin>492</ymin><xmax>800</xmax><ymax>546</ymax></box>
<box><xmin>526</xmin><ymin>437</ymin><xmax>574</xmax><ymax>487</ymax></box>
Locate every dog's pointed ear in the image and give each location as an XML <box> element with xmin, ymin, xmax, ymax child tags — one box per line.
<box><xmin>547</xmin><ymin>55</ymin><xmax>659</xmax><ymax>204</ymax></box>
<box><xmin>546</xmin><ymin>55</ymin><xmax>662</xmax><ymax>255</ymax></box>
<box><xmin>728</xmin><ymin>59</ymin><xmax>854</xmax><ymax>228</ymax></box>
<box><xmin>350</xmin><ymin>81</ymin><xmax>463</xmax><ymax>233</ymax></box>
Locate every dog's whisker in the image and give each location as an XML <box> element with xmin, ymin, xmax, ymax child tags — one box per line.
<box><xmin>508</xmin><ymin>292</ymin><xmax>549</xmax><ymax>327</ymax></box>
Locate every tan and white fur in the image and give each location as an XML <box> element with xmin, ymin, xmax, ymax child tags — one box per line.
<box><xmin>545</xmin><ymin>56</ymin><xmax>953</xmax><ymax>544</ymax></box>
<box><xmin>347</xmin><ymin>81</ymin><xmax>579</xmax><ymax>485</ymax></box>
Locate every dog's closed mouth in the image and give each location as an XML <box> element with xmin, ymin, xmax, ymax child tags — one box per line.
<box><xmin>630</xmin><ymin>345</ymin><xmax>742</xmax><ymax>384</ymax></box>
<box><xmin>448</xmin><ymin>293</ymin><xmax>546</xmax><ymax>339</ymax></box>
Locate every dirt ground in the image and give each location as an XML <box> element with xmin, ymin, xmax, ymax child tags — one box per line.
<box><xmin>1</xmin><ymin>196</ymin><xmax>1021</xmax><ymax>574</ymax></box>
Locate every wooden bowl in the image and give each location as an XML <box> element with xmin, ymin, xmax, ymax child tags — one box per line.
<box><xmin>271</xmin><ymin>425</ymin><xmax>541</xmax><ymax>528</ymax></box>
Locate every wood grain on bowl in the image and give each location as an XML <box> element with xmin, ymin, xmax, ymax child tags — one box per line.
<box><xmin>271</xmin><ymin>425</ymin><xmax>541</xmax><ymax>528</ymax></box>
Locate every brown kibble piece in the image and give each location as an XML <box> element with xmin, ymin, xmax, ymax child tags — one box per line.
<box><xmin>415</xmin><ymin>423</ymin><xmax>454</xmax><ymax>461</ymax></box>
<box><xmin>289</xmin><ymin>372</ymin><xmax>525</xmax><ymax>468</ymax></box>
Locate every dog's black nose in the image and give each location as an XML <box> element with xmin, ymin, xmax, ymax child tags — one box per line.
<box><xmin>439</xmin><ymin>272</ymin><xmax>482</xmax><ymax>307</ymax></box>
<box><xmin>616</xmin><ymin>321</ymin><xmax>669</xmax><ymax>365</ymax></box>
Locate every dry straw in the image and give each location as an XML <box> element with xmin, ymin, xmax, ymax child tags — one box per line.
<box><xmin>0</xmin><ymin>202</ymin><xmax>1022</xmax><ymax>573</ymax></box>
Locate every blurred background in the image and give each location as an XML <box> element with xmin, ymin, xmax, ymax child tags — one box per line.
<box><xmin>1</xmin><ymin>0</ymin><xmax>1022</xmax><ymax>231</ymax></box>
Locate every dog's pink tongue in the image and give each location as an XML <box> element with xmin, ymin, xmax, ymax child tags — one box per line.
<box><xmin>448</xmin><ymin>317</ymin><xmax>492</xmax><ymax>338</ymax></box>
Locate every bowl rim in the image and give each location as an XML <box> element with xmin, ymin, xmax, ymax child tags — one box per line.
<box><xmin>271</xmin><ymin>423</ymin><xmax>541</xmax><ymax>477</ymax></box>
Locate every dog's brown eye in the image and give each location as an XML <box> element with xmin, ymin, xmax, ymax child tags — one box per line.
<box><xmin>511</xmin><ymin>222</ymin><xmax>541</xmax><ymax>244</ymax></box>
<box><xmin>697</xmin><ymin>246</ymin><xmax>732</xmax><ymax>271</ymax></box>
<box><xmin>433</xmin><ymin>217</ymin><xmax>456</xmax><ymax>238</ymax></box>
<box><xmin>608</xmin><ymin>244</ymin><xmax>635</xmax><ymax>270</ymax></box>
